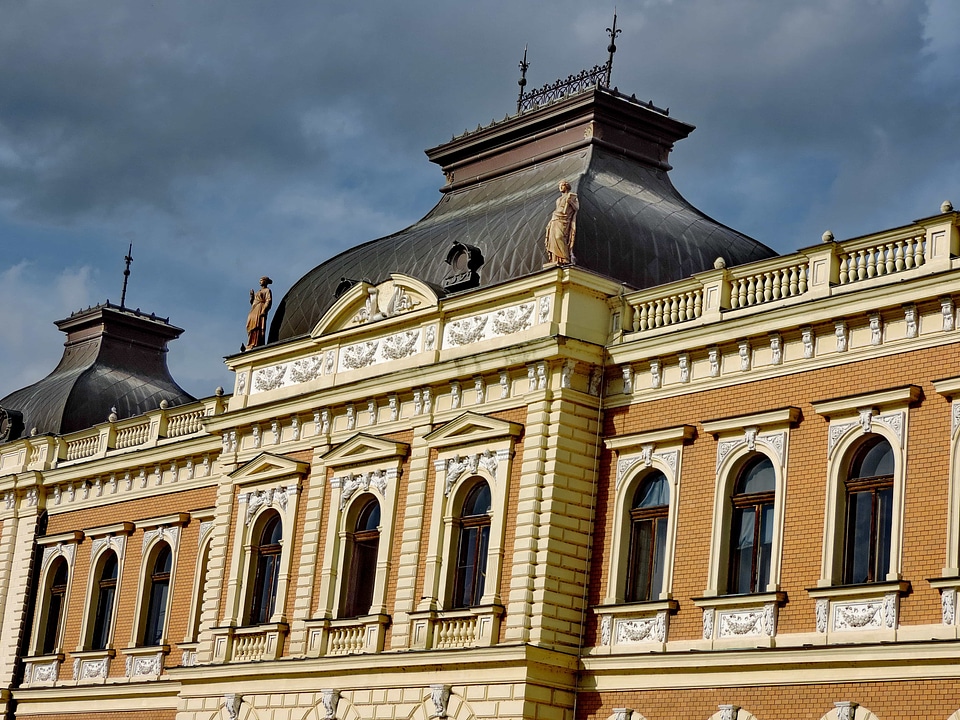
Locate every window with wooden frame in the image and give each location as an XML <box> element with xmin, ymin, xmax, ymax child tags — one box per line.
<box><xmin>90</xmin><ymin>551</ymin><xmax>119</xmax><ymax>650</ymax></box>
<box><xmin>141</xmin><ymin>544</ymin><xmax>172</xmax><ymax>646</ymax></box>
<box><xmin>625</xmin><ymin>471</ymin><xmax>670</xmax><ymax>603</ymax></box>
<box><xmin>451</xmin><ymin>480</ymin><xmax>492</xmax><ymax>610</ymax></box>
<box><xmin>340</xmin><ymin>497</ymin><xmax>381</xmax><ymax>618</ymax></box>
<box><xmin>727</xmin><ymin>455</ymin><xmax>776</xmax><ymax>595</ymax></box>
<box><xmin>842</xmin><ymin>436</ymin><xmax>894</xmax><ymax>585</ymax></box>
<box><xmin>39</xmin><ymin>558</ymin><xmax>69</xmax><ymax>655</ymax></box>
<box><xmin>249</xmin><ymin>511</ymin><xmax>283</xmax><ymax>625</ymax></box>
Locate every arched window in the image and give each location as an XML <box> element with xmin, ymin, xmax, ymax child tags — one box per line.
<box><xmin>728</xmin><ymin>455</ymin><xmax>776</xmax><ymax>595</ymax></box>
<box><xmin>341</xmin><ymin>498</ymin><xmax>381</xmax><ymax>618</ymax></box>
<box><xmin>40</xmin><ymin>558</ymin><xmax>69</xmax><ymax>655</ymax></box>
<box><xmin>187</xmin><ymin>541</ymin><xmax>211</xmax><ymax>643</ymax></box>
<box><xmin>625</xmin><ymin>471</ymin><xmax>669</xmax><ymax>602</ymax></box>
<box><xmin>142</xmin><ymin>544</ymin><xmax>172</xmax><ymax>646</ymax></box>
<box><xmin>843</xmin><ymin>436</ymin><xmax>894</xmax><ymax>584</ymax></box>
<box><xmin>91</xmin><ymin>551</ymin><xmax>118</xmax><ymax>650</ymax></box>
<box><xmin>249</xmin><ymin>512</ymin><xmax>283</xmax><ymax>624</ymax></box>
<box><xmin>452</xmin><ymin>481</ymin><xmax>491</xmax><ymax>609</ymax></box>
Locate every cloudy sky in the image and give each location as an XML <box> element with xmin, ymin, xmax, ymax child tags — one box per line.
<box><xmin>1</xmin><ymin>0</ymin><xmax>958</xmax><ymax>402</ymax></box>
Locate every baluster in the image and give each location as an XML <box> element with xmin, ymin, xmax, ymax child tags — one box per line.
<box><xmin>854</xmin><ymin>250</ymin><xmax>866</xmax><ymax>280</ymax></box>
<box><xmin>915</xmin><ymin>236</ymin><xmax>925</xmax><ymax>266</ymax></box>
<box><xmin>668</xmin><ymin>296</ymin><xmax>678</xmax><ymax>324</ymax></box>
<box><xmin>882</xmin><ymin>243</ymin><xmax>893</xmax><ymax>274</ymax></box>
<box><xmin>895</xmin><ymin>240</ymin><xmax>906</xmax><ymax>271</ymax></box>
<box><xmin>693</xmin><ymin>291</ymin><xmax>703</xmax><ymax>318</ymax></box>
<box><xmin>653</xmin><ymin>299</ymin><xmax>663</xmax><ymax>328</ymax></box>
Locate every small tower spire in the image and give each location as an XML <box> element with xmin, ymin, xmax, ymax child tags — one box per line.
<box><xmin>120</xmin><ymin>243</ymin><xmax>133</xmax><ymax>309</ymax></box>
<box><xmin>605</xmin><ymin>9</ymin><xmax>621</xmax><ymax>87</ymax></box>
<box><xmin>516</xmin><ymin>45</ymin><xmax>530</xmax><ymax>113</ymax></box>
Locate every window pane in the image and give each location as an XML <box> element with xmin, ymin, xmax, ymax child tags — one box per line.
<box><xmin>462</xmin><ymin>482</ymin><xmax>491</xmax><ymax>516</ymax></box>
<box><xmin>844</xmin><ymin>490</ymin><xmax>873</xmax><ymax>584</ymax></box>
<box><xmin>627</xmin><ymin>520</ymin><xmax>654</xmax><ymax>602</ymax></box>
<box><xmin>736</xmin><ymin>457</ymin><xmax>776</xmax><ymax>495</ymax></box>
<box><xmin>852</xmin><ymin>438</ymin><xmax>894</xmax><ymax>478</ymax></box>
<box><xmin>92</xmin><ymin>586</ymin><xmax>115</xmax><ymax>650</ymax></box>
<box><xmin>729</xmin><ymin>507</ymin><xmax>756</xmax><ymax>594</ymax></box>
<box><xmin>651</xmin><ymin>516</ymin><xmax>668</xmax><ymax>600</ymax></box>
<box><xmin>144</xmin><ymin>580</ymin><xmax>169</xmax><ymax>646</ymax></box>
<box><xmin>41</xmin><ymin>592</ymin><xmax>64</xmax><ymax>655</ymax></box>
<box><xmin>875</xmin><ymin>485</ymin><xmax>893</xmax><ymax>581</ymax></box>
<box><xmin>756</xmin><ymin>502</ymin><xmax>774</xmax><ymax>592</ymax></box>
<box><xmin>474</xmin><ymin>525</ymin><xmax>490</xmax><ymax>606</ymax></box>
<box><xmin>634</xmin><ymin>472</ymin><xmax>669</xmax><ymax>509</ymax></box>
<box><xmin>453</xmin><ymin>526</ymin><xmax>479</xmax><ymax>608</ymax></box>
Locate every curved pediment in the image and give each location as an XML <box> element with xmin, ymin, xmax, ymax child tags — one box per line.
<box><xmin>311</xmin><ymin>274</ymin><xmax>439</xmax><ymax>338</ymax></box>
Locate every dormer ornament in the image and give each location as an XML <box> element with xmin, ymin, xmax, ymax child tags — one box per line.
<box><xmin>443</xmin><ymin>241</ymin><xmax>484</xmax><ymax>291</ymax></box>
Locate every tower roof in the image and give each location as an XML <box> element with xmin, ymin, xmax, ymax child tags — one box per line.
<box><xmin>0</xmin><ymin>302</ymin><xmax>195</xmax><ymax>441</ymax></box>
<box><xmin>270</xmin><ymin>87</ymin><xmax>775</xmax><ymax>342</ymax></box>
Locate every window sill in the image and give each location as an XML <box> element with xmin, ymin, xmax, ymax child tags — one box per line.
<box><xmin>692</xmin><ymin>591</ymin><xmax>787</xmax><ymax>649</ymax></box>
<box><xmin>304</xmin><ymin>614</ymin><xmax>390</xmax><ymax>657</ymax></box>
<box><xmin>120</xmin><ymin>645</ymin><xmax>168</xmax><ymax>679</ymax></box>
<box><xmin>409</xmin><ymin>604</ymin><xmax>503</xmax><ymax>650</ymax></box>
<box><xmin>176</xmin><ymin>641</ymin><xmax>199</xmax><ymax>667</ymax></box>
<box><xmin>806</xmin><ymin>580</ymin><xmax>909</xmax><ymax>643</ymax></box>
<box><xmin>70</xmin><ymin>648</ymin><xmax>115</xmax><ymax>684</ymax></box>
<box><xmin>21</xmin><ymin>653</ymin><xmax>64</xmax><ymax>687</ymax></box>
<box><xmin>593</xmin><ymin>600</ymin><xmax>679</xmax><ymax>654</ymax></box>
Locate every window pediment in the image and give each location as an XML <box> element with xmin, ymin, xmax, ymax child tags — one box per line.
<box><xmin>229</xmin><ymin>452</ymin><xmax>309</xmax><ymax>486</ymax></box>
<box><xmin>311</xmin><ymin>274</ymin><xmax>438</xmax><ymax>337</ymax></box>
<box><xmin>321</xmin><ymin>433</ymin><xmax>410</xmax><ymax>470</ymax></box>
<box><xmin>424</xmin><ymin>412</ymin><xmax>522</xmax><ymax>450</ymax></box>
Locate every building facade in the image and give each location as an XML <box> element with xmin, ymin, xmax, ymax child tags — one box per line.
<box><xmin>1</xmin><ymin>79</ymin><xmax>960</xmax><ymax>720</ymax></box>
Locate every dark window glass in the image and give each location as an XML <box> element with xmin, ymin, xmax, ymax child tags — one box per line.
<box><xmin>41</xmin><ymin>559</ymin><xmax>69</xmax><ymax>655</ymax></box>
<box><xmin>142</xmin><ymin>544</ymin><xmax>172</xmax><ymax>646</ymax></box>
<box><xmin>91</xmin><ymin>552</ymin><xmax>118</xmax><ymax>650</ymax></box>
<box><xmin>843</xmin><ymin>437</ymin><xmax>894</xmax><ymax>584</ymax></box>
<box><xmin>452</xmin><ymin>481</ymin><xmax>492</xmax><ymax>609</ymax></box>
<box><xmin>625</xmin><ymin>472</ymin><xmax>669</xmax><ymax>602</ymax></box>
<box><xmin>249</xmin><ymin>514</ymin><xmax>283</xmax><ymax>625</ymax></box>
<box><xmin>342</xmin><ymin>498</ymin><xmax>381</xmax><ymax>618</ymax></box>
<box><xmin>727</xmin><ymin>456</ymin><xmax>775</xmax><ymax>595</ymax></box>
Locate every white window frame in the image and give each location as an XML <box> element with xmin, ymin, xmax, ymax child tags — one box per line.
<box><xmin>701</xmin><ymin>407</ymin><xmax>798</xmax><ymax>597</ymax></box>
<box><xmin>128</xmin><ymin>513</ymin><xmax>189</xmax><ymax>649</ymax></box>
<box><xmin>29</xmin><ymin>531</ymin><xmax>83</xmax><ymax>657</ymax></box>
<box><xmin>77</xmin><ymin>522</ymin><xmax>134</xmax><ymax>652</ymax></box>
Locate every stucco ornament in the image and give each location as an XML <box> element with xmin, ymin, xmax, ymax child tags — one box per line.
<box><xmin>321</xmin><ymin>689</ymin><xmax>341</xmax><ymax>719</ymax></box>
<box><xmin>429</xmin><ymin>684</ymin><xmax>451</xmax><ymax>718</ymax></box>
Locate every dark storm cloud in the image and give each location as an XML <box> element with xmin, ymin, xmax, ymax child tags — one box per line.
<box><xmin>0</xmin><ymin>0</ymin><xmax>958</xmax><ymax>400</ymax></box>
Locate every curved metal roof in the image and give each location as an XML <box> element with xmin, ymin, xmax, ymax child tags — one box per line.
<box><xmin>270</xmin><ymin>145</ymin><xmax>775</xmax><ymax>341</ymax></box>
<box><xmin>0</xmin><ymin>303</ymin><xmax>195</xmax><ymax>439</ymax></box>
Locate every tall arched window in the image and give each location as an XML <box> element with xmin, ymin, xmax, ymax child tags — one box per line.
<box><xmin>452</xmin><ymin>481</ymin><xmax>491</xmax><ymax>609</ymax></box>
<box><xmin>341</xmin><ymin>497</ymin><xmax>381</xmax><ymax>618</ymax></box>
<box><xmin>142</xmin><ymin>544</ymin><xmax>172</xmax><ymax>646</ymax></box>
<box><xmin>843</xmin><ymin>436</ymin><xmax>894</xmax><ymax>584</ymax></box>
<box><xmin>728</xmin><ymin>455</ymin><xmax>776</xmax><ymax>595</ymax></box>
<box><xmin>625</xmin><ymin>471</ymin><xmax>669</xmax><ymax>602</ymax></box>
<box><xmin>91</xmin><ymin>551</ymin><xmax>118</xmax><ymax>650</ymax></box>
<box><xmin>249</xmin><ymin>512</ymin><xmax>282</xmax><ymax>625</ymax></box>
<box><xmin>40</xmin><ymin>558</ymin><xmax>69</xmax><ymax>655</ymax></box>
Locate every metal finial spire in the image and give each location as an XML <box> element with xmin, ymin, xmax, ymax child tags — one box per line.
<box><xmin>516</xmin><ymin>45</ymin><xmax>530</xmax><ymax>113</ymax></box>
<box><xmin>605</xmin><ymin>9</ymin><xmax>621</xmax><ymax>86</ymax></box>
<box><xmin>120</xmin><ymin>243</ymin><xmax>133</xmax><ymax>309</ymax></box>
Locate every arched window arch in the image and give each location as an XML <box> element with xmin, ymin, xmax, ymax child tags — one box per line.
<box><xmin>727</xmin><ymin>455</ymin><xmax>776</xmax><ymax>595</ymax></box>
<box><xmin>39</xmin><ymin>558</ymin><xmax>69</xmax><ymax>655</ymax></box>
<box><xmin>248</xmin><ymin>512</ymin><xmax>282</xmax><ymax>625</ymax></box>
<box><xmin>91</xmin><ymin>551</ymin><xmax>119</xmax><ymax>650</ymax></box>
<box><xmin>141</xmin><ymin>543</ymin><xmax>172</xmax><ymax>646</ymax></box>
<box><xmin>340</xmin><ymin>496</ymin><xmax>381</xmax><ymax>618</ymax></box>
<box><xmin>625</xmin><ymin>471</ymin><xmax>670</xmax><ymax>602</ymax></box>
<box><xmin>451</xmin><ymin>480</ymin><xmax>492</xmax><ymax>609</ymax></box>
<box><xmin>842</xmin><ymin>435</ymin><xmax>894</xmax><ymax>584</ymax></box>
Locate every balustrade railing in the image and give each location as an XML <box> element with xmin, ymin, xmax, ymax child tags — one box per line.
<box><xmin>433</xmin><ymin>615</ymin><xmax>478</xmax><ymax>649</ymax></box>
<box><xmin>327</xmin><ymin>624</ymin><xmax>365</xmax><ymax>655</ymax></box>
<box><xmin>633</xmin><ymin>289</ymin><xmax>703</xmax><ymax>331</ymax></box>
<box><xmin>729</xmin><ymin>260</ymin><xmax>809</xmax><ymax>309</ymax></box>
<box><xmin>167</xmin><ymin>408</ymin><xmax>204</xmax><ymax>437</ymax></box>
<box><xmin>115</xmin><ymin>422</ymin><xmax>150</xmax><ymax>449</ymax></box>
<box><xmin>837</xmin><ymin>235</ymin><xmax>925</xmax><ymax>284</ymax></box>
<box><xmin>232</xmin><ymin>630</ymin><xmax>269</xmax><ymax>662</ymax></box>
<box><xmin>65</xmin><ymin>434</ymin><xmax>99</xmax><ymax>461</ymax></box>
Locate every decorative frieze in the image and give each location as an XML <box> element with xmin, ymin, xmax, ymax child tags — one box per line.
<box><xmin>439</xmin><ymin>450</ymin><xmax>501</xmax><ymax>496</ymax></box>
<box><xmin>336</xmin><ymin>469</ymin><xmax>391</xmax><ymax>510</ymax></box>
<box><xmin>241</xmin><ymin>485</ymin><xmax>294</xmax><ymax>522</ymax></box>
<box><xmin>289</xmin><ymin>356</ymin><xmax>323</xmax><ymax>383</ymax></box>
<box><xmin>125</xmin><ymin>652</ymin><xmax>163</xmax><ymax>678</ymax></box>
<box><xmin>73</xmin><ymin>656</ymin><xmax>109</xmax><ymax>681</ymax></box>
<box><xmin>538</xmin><ymin>295</ymin><xmax>551</xmax><ymax>323</ymax></box>
<box><xmin>142</xmin><ymin>525</ymin><xmax>181</xmax><ymax>552</ymax></box>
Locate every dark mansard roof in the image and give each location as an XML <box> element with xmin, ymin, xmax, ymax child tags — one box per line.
<box><xmin>270</xmin><ymin>87</ymin><xmax>776</xmax><ymax>342</ymax></box>
<box><xmin>0</xmin><ymin>303</ymin><xmax>195</xmax><ymax>441</ymax></box>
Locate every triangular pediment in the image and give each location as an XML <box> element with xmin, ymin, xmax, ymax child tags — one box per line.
<box><xmin>424</xmin><ymin>412</ymin><xmax>522</xmax><ymax>449</ymax></box>
<box><xmin>229</xmin><ymin>452</ymin><xmax>309</xmax><ymax>484</ymax></box>
<box><xmin>312</xmin><ymin>274</ymin><xmax>439</xmax><ymax>337</ymax></box>
<box><xmin>321</xmin><ymin>433</ymin><xmax>410</xmax><ymax>470</ymax></box>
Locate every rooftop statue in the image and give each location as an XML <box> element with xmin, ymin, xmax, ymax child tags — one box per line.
<box><xmin>245</xmin><ymin>276</ymin><xmax>273</xmax><ymax>350</ymax></box>
<box><xmin>545</xmin><ymin>180</ymin><xmax>578</xmax><ymax>265</ymax></box>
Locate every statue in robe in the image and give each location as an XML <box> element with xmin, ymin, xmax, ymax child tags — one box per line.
<box><xmin>544</xmin><ymin>180</ymin><xmax>578</xmax><ymax>265</ymax></box>
<box><xmin>244</xmin><ymin>276</ymin><xmax>273</xmax><ymax>350</ymax></box>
